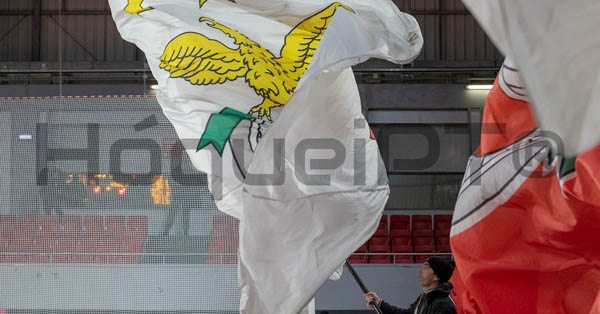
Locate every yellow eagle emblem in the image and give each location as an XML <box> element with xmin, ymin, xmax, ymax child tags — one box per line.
<box><xmin>159</xmin><ymin>2</ymin><xmax>354</xmax><ymax>120</ymax></box>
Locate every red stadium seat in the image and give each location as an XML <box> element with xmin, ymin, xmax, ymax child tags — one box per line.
<box><xmin>54</xmin><ymin>239</ymin><xmax>73</xmax><ymax>252</ymax></box>
<box><xmin>434</xmin><ymin>215</ymin><xmax>452</xmax><ymax>238</ymax></box>
<box><xmin>83</xmin><ymin>216</ymin><xmax>105</xmax><ymax>235</ymax></box>
<box><xmin>412</xmin><ymin>221</ymin><xmax>432</xmax><ymax>231</ymax></box>
<box><xmin>97</xmin><ymin>237</ymin><xmax>122</xmax><ymax>253</ymax></box>
<box><xmin>24</xmin><ymin>238</ymin><xmax>51</xmax><ymax>263</ymax></box>
<box><xmin>72</xmin><ymin>253</ymin><xmax>95</xmax><ymax>264</ymax></box>
<box><xmin>414</xmin><ymin>229</ymin><xmax>434</xmax><ymax>238</ymax></box>
<box><xmin>124</xmin><ymin>236</ymin><xmax>143</xmax><ymax>253</ymax></box>
<box><xmin>390</xmin><ymin>215</ymin><xmax>410</xmax><ymax>238</ymax></box>
<box><xmin>348</xmin><ymin>243</ymin><xmax>369</xmax><ymax>264</ymax></box>
<box><xmin>391</xmin><ymin>237</ymin><xmax>412</xmax><ymax>252</ymax></box>
<box><xmin>373</xmin><ymin>216</ymin><xmax>389</xmax><ymax>237</ymax></box>
<box><xmin>72</xmin><ymin>238</ymin><xmax>96</xmax><ymax>263</ymax></box>
<box><xmin>73</xmin><ymin>238</ymin><xmax>97</xmax><ymax>263</ymax></box>
<box><xmin>0</xmin><ymin>237</ymin><xmax>9</xmax><ymax>252</ymax></box>
<box><xmin>434</xmin><ymin>214</ymin><xmax>452</xmax><ymax>225</ymax></box>
<box><xmin>18</xmin><ymin>215</ymin><xmax>40</xmax><ymax>233</ymax></box>
<box><xmin>27</xmin><ymin>253</ymin><xmax>49</xmax><ymax>263</ymax></box>
<box><xmin>437</xmin><ymin>236</ymin><xmax>451</xmax><ymax>253</ymax></box>
<box><xmin>373</xmin><ymin>228</ymin><xmax>389</xmax><ymax>237</ymax></box>
<box><xmin>414</xmin><ymin>236</ymin><xmax>435</xmax><ymax>263</ymax></box>
<box><xmin>412</xmin><ymin>215</ymin><xmax>434</xmax><ymax>260</ymax></box>
<box><xmin>435</xmin><ymin>223</ymin><xmax>451</xmax><ymax>239</ymax></box>
<box><xmin>57</xmin><ymin>216</ymin><xmax>82</xmax><ymax>238</ymax></box>
<box><xmin>0</xmin><ymin>215</ymin><xmax>17</xmax><ymax>238</ymax></box>
<box><xmin>8</xmin><ymin>236</ymin><xmax>32</xmax><ymax>252</ymax></box>
<box><xmin>391</xmin><ymin>228</ymin><xmax>411</xmax><ymax>238</ymax></box>
<box><xmin>394</xmin><ymin>255</ymin><xmax>415</xmax><ymax>263</ymax></box>
<box><xmin>369</xmin><ymin>237</ymin><xmax>391</xmax><ymax>264</ymax></box>
<box><xmin>105</xmin><ymin>216</ymin><xmax>126</xmax><ymax>233</ymax></box>
<box><xmin>30</xmin><ymin>238</ymin><xmax>52</xmax><ymax>253</ymax></box>
<box><xmin>414</xmin><ymin>236</ymin><xmax>434</xmax><ymax>251</ymax></box>
<box><xmin>415</xmin><ymin>255</ymin><xmax>430</xmax><ymax>263</ymax></box>
<box><xmin>98</xmin><ymin>235</ymin><xmax>143</xmax><ymax>264</ymax></box>
<box><xmin>390</xmin><ymin>215</ymin><xmax>410</xmax><ymax>226</ymax></box>
<box><xmin>368</xmin><ymin>236</ymin><xmax>390</xmax><ymax>250</ymax></box>
<box><xmin>53</xmin><ymin>239</ymin><xmax>74</xmax><ymax>263</ymax></box>
<box><xmin>348</xmin><ymin>255</ymin><xmax>369</xmax><ymax>264</ymax></box>
<box><xmin>370</xmin><ymin>255</ymin><xmax>392</xmax><ymax>264</ymax></box>
<box><xmin>0</xmin><ymin>215</ymin><xmax>17</xmax><ymax>227</ymax></box>
<box><xmin>38</xmin><ymin>215</ymin><xmax>59</xmax><ymax>236</ymax></box>
<box><xmin>391</xmin><ymin>236</ymin><xmax>414</xmax><ymax>263</ymax></box>
<box><xmin>412</xmin><ymin>215</ymin><xmax>432</xmax><ymax>225</ymax></box>
<box><xmin>355</xmin><ymin>243</ymin><xmax>368</xmax><ymax>253</ymax></box>
<box><xmin>0</xmin><ymin>254</ymin><xmax>27</xmax><ymax>263</ymax></box>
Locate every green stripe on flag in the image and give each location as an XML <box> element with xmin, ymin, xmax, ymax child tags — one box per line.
<box><xmin>197</xmin><ymin>107</ymin><xmax>253</xmax><ymax>155</ymax></box>
<box><xmin>559</xmin><ymin>156</ymin><xmax>577</xmax><ymax>178</ymax></box>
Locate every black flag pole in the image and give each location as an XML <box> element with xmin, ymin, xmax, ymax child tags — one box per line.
<box><xmin>345</xmin><ymin>260</ymin><xmax>384</xmax><ymax>314</ymax></box>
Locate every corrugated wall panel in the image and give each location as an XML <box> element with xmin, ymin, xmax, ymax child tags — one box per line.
<box><xmin>0</xmin><ymin>16</ymin><xmax>11</xmax><ymax>61</ymax></box>
<box><xmin>444</xmin><ymin>0</ymin><xmax>502</xmax><ymax>62</ymax></box>
<box><xmin>42</xmin><ymin>0</ymin><xmax>58</xmax><ymax>10</ymax></box>
<box><xmin>0</xmin><ymin>0</ymin><xmax>31</xmax><ymax>61</ymax></box>
<box><xmin>37</xmin><ymin>13</ymin><xmax>134</xmax><ymax>62</ymax></box>
<box><xmin>96</xmin><ymin>15</ymin><xmax>106</xmax><ymax>61</ymax></box>
<box><xmin>40</xmin><ymin>15</ymin><xmax>56</xmax><ymax>61</ymax></box>
<box><xmin>413</xmin><ymin>0</ymin><xmax>439</xmax><ymax>62</ymax></box>
<box><xmin>392</xmin><ymin>0</ymin><xmax>411</xmax><ymax>13</ymax></box>
<box><xmin>464</xmin><ymin>16</ymin><xmax>475</xmax><ymax>60</ymax></box>
<box><xmin>391</xmin><ymin>0</ymin><xmax>502</xmax><ymax>63</ymax></box>
<box><xmin>9</xmin><ymin>0</ymin><xmax>33</xmax><ymax>10</ymax></box>
<box><xmin>415</xmin><ymin>14</ymin><xmax>440</xmax><ymax>61</ymax></box>
<box><xmin>46</xmin><ymin>14</ymin><xmax>60</xmax><ymax>62</ymax></box>
<box><xmin>105</xmin><ymin>15</ymin><xmax>137</xmax><ymax>62</ymax></box>
<box><xmin>1</xmin><ymin>18</ymin><xmax>32</xmax><ymax>61</ymax></box>
<box><xmin>64</xmin><ymin>0</ymin><xmax>108</xmax><ymax>10</ymax></box>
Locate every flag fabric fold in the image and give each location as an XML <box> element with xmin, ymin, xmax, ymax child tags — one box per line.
<box><xmin>450</xmin><ymin>61</ymin><xmax>600</xmax><ymax>314</ymax></box>
<box><xmin>462</xmin><ymin>0</ymin><xmax>600</xmax><ymax>156</ymax></box>
<box><xmin>109</xmin><ymin>0</ymin><xmax>423</xmax><ymax>313</ymax></box>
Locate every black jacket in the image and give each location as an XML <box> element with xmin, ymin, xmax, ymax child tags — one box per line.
<box><xmin>379</xmin><ymin>282</ymin><xmax>457</xmax><ymax>314</ymax></box>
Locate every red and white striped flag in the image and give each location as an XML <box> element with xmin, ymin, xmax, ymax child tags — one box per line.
<box><xmin>451</xmin><ymin>60</ymin><xmax>600</xmax><ymax>314</ymax></box>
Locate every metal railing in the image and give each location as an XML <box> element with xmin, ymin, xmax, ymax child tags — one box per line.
<box><xmin>0</xmin><ymin>252</ymin><xmax>451</xmax><ymax>264</ymax></box>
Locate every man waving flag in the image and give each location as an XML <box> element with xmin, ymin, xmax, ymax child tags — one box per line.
<box><xmin>109</xmin><ymin>0</ymin><xmax>423</xmax><ymax>313</ymax></box>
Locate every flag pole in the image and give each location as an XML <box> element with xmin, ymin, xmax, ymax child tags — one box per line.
<box><xmin>345</xmin><ymin>261</ymin><xmax>384</xmax><ymax>314</ymax></box>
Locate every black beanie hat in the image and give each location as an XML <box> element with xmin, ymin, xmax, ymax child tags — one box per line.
<box><xmin>427</xmin><ymin>257</ymin><xmax>456</xmax><ymax>283</ymax></box>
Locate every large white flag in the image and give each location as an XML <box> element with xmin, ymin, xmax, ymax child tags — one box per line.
<box><xmin>109</xmin><ymin>1</ymin><xmax>423</xmax><ymax>313</ymax></box>
<box><xmin>462</xmin><ymin>0</ymin><xmax>600</xmax><ymax>156</ymax></box>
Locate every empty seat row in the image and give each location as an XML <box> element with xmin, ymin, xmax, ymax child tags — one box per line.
<box><xmin>349</xmin><ymin>237</ymin><xmax>450</xmax><ymax>264</ymax></box>
<box><xmin>0</xmin><ymin>215</ymin><xmax>147</xmax><ymax>236</ymax></box>
<box><xmin>0</xmin><ymin>215</ymin><xmax>148</xmax><ymax>264</ymax></box>
<box><xmin>349</xmin><ymin>214</ymin><xmax>453</xmax><ymax>264</ymax></box>
<box><xmin>1</xmin><ymin>237</ymin><xmax>143</xmax><ymax>253</ymax></box>
<box><xmin>373</xmin><ymin>214</ymin><xmax>452</xmax><ymax>239</ymax></box>
<box><xmin>0</xmin><ymin>253</ymin><xmax>139</xmax><ymax>264</ymax></box>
